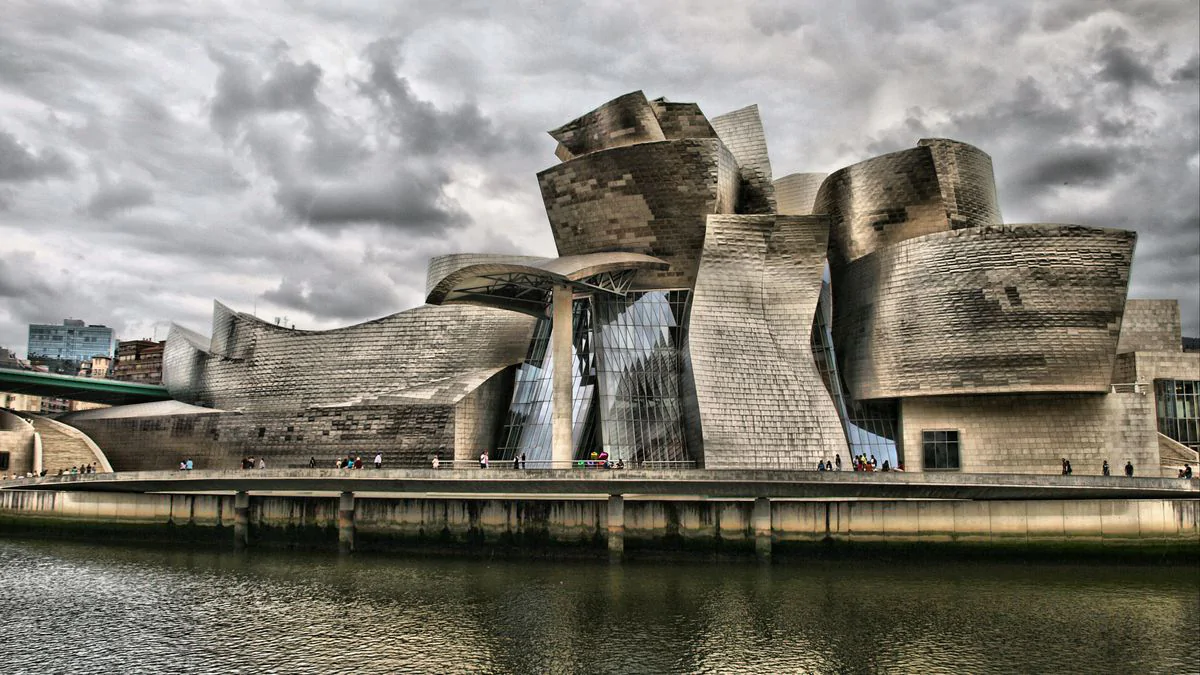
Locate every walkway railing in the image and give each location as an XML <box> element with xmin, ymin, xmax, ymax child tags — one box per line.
<box><xmin>283</xmin><ymin>459</ymin><xmax>697</xmax><ymax>471</ymax></box>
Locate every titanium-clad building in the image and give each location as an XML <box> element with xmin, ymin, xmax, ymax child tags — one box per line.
<box><xmin>59</xmin><ymin>91</ymin><xmax>1198</xmax><ymax>476</ymax></box>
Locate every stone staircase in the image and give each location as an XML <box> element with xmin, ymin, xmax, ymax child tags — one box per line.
<box><xmin>16</xmin><ymin>413</ymin><xmax>111</xmax><ymax>474</ymax></box>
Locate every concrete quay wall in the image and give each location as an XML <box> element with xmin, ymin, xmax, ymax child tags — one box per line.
<box><xmin>0</xmin><ymin>490</ymin><xmax>1195</xmax><ymax>558</ymax></box>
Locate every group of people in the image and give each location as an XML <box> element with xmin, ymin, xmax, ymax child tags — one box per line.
<box><xmin>176</xmin><ymin>458</ymin><xmax>195</xmax><ymax>471</ymax></box>
<box><xmin>240</xmin><ymin>456</ymin><xmax>266</xmax><ymax>470</ymax></box>
<box><xmin>815</xmin><ymin>454</ymin><xmax>899</xmax><ymax>472</ymax></box>
<box><xmin>3</xmin><ymin>464</ymin><xmax>97</xmax><ymax>479</ymax></box>
<box><xmin>1177</xmin><ymin>464</ymin><xmax>1193</xmax><ymax>479</ymax></box>
<box><xmin>334</xmin><ymin>453</ymin><xmax>384</xmax><ymax>469</ymax></box>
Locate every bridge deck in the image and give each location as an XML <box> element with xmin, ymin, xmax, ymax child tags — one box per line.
<box><xmin>3</xmin><ymin>469</ymin><xmax>1197</xmax><ymax>501</ymax></box>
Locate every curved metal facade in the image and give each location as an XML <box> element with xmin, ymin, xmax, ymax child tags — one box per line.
<box><xmin>774</xmin><ymin>172</ymin><xmax>828</xmax><ymax>216</ymax></box>
<box><xmin>814</xmin><ymin>139</ymin><xmax>1001</xmax><ymax>267</ymax></box>
<box><xmin>538</xmin><ymin>138</ymin><xmax>739</xmax><ymax>289</ymax></box>
<box><xmin>832</xmin><ymin>224</ymin><xmax>1136</xmax><ymax>400</ymax></box>
<box><xmin>687</xmin><ymin>214</ymin><xmax>848</xmax><ymax>468</ymax></box>
<box><xmin>548</xmin><ymin>90</ymin><xmax>666</xmax><ymax>159</ymax></box>
<box><xmin>163</xmin><ymin>302</ymin><xmax>534</xmax><ymax>412</ymax></box>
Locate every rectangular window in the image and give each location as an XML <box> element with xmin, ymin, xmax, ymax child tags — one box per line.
<box><xmin>922</xmin><ymin>430</ymin><xmax>961</xmax><ymax>470</ymax></box>
<box><xmin>0</xmin><ymin>452</ymin><xmax>9</xmax><ymax>471</ymax></box>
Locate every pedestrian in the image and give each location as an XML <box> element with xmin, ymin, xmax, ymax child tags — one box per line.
<box><xmin>432</xmin><ymin>455</ymin><xmax>440</xmax><ymax>469</ymax></box>
<box><xmin>817</xmin><ymin>460</ymin><xmax>826</xmax><ymax>472</ymax></box>
<box><xmin>1184</xmin><ymin>464</ymin><xmax>1193</xmax><ymax>479</ymax></box>
<box><xmin>353</xmin><ymin>456</ymin><xmax>363</xmax><ymax>470</ymax></box>
<box><xmin>257</xmin><ymin>457</ymin><xmax>266</xmax><ymax>470</ymax></box>
<box><xmin>512</xmin><ymin>456</ymin><xmax>520</xmax><ymax>470</ymax></box>
<box><xmin>835</xmin><ymin>455</ymin><xmax>841</xmax><ymax>471</ymax></box>
<box><xmin>185</xmin><ymin>458</ymin><xmax>193</xmax><ymax>471</ymax></box>
<box><xmin>882</xmin><ymin>459</ymin><xmax>890</xmax><ymax>471</ymax></box>
<box><xmin>1102</xmin><ymin>460</ymin><xmax>1110</xmax><ymax>476</ymax></box>
<box><xmin>374</xmin><ymin>452</ymin><xmax>383</xmax><ymax>470</ymax></box>
<box><xmin>520</xmin><ymin>453</ymin><xmax>526</xmax><ymax>470</ymax></box>
<box><xmin>179</xmin><ymin>460</ymin><xmax>187</xmax><ymax>471</ymax></box>
<box><xmin>1124</xmin><ymin>461</ymin><xmax>1134</xmax><ymax>477</ymax></box>
<box><xmin>310</xmin><ymin>456</ymin><xmax>318</xmax><ymax>469</ymax></box>
<box><xmin>480</xmin><ymin>451</ymin><xmax>489</xmax><ymax>469</ymax></box>
<box><xmin>1061</xmin><ymin>458</ymin><xmax>1069</xmax><ymax>475</ymax></box>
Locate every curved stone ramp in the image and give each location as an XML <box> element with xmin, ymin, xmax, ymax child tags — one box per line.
<box><xmin>15</xmin><ymin>412</ymin><xmax>113</xmax><ymax>474</ymax></box>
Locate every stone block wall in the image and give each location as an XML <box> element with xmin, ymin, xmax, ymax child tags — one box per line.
<box><xmin>1116</xmin><ymin>299</ymin><xmax>1183</xmax><ymax>354</ymax></box>
<box><xmin>774</xmin><ymin>173</ymin><xmax>827</xmax><ymax>216</ymax></box>
<box><xmin>710</xmin><ymin>104</ymin><xmax>776</xmax><ymax>214</ymax></box>
<box><xmin>899</xmin><ymin>392</ymin><xmax>1159</xmax><ymax>475</ymax></box>
<box><xmin>0</xmin><ymin>409</ymin><xmax>34</xmax><ymax>475</ymax></box>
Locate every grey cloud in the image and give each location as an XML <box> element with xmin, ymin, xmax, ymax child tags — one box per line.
<box><xmin>747</xmin><ymin>1</ymin><xmax>805</xmax><ymax>36</ymax></box>
<box><xmin>0</xmin><ymin>128</ymin><xmax>73</xmax><ymax>181</ymax></box>
<box><xmin>359</xmin><ymin>38</ymin><xmax>508</xmax><ymax>156</ymax></box>
<box><xmin>208</xmin><ymin>49</ymin><xmax>326</xmax><ymax>139</ymax></box>
<box><xmin>1094</xmin><ymin>28</ymin><xmax>1157</xmax><ymax>91</ymax></box>
<box><xmin>275</xmin><ymin>169</ymin><xmax>467</xmax><ymax>231</ymax></box>
<box><xmin>84</xmin><ymin>181</ymin><xmax>154</xmax><ymax>219</ymax></box>
<box><xmin>261</xmin><ymin>268</ymin><xmax>405</xmax><ymax>322</ymax></box>
<box><xmin>1173</xmin><ymin>54</ymin><xmax>1200</xmax><ymax>82</ymax></box>
<box><xmin>1018</xmin><ymin>147</ymin><xmax>1121</xmax><ymax>188</ymax></box>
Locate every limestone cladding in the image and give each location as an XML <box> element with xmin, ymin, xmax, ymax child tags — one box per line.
<box><xmin>773</xmin><ymin>173</ymin><xmax>828</xmax><ymax>216</ymax></box>
<box><xmin>832</xmin><ymin>224</ymin><xmax>1136</xmax><ymax>400</ymax></box>
<box><xmin>1112</xmin><ymin>351</ymin><xmax>1200</xmax><ymax>385</ymax></box>
<box><xmin>814</xmin><ymin>140</ymin><xmax>1001</xmax><ymax>268</ymax></box>
<box><xmin>709</xmin><ymin>104</ymin><xmax>776</xmax><ymax>214</ymax></box>
<box><xmin>162</xmin><ymin>302</ymin><xmax>535</xmax><ymax>412</ymax></box>
<box><xmin>0</xmin><ymin>409</ymin><xmax>34</xmax><ymax>475</ymax></box>
<box><xmin>538</xmin><ymin>139</ymin><xmax>739</xmax><ymax>289</ymax></box>
<box><xmin>548</xmin><ymin>90</ymin><xmax>666</xmax><ymax>158</ymax></box>
<box><xmin>899</xmin><ymin>392</ymin><xmax>1159</xmax><ymax>476</ymax></box>
<box><xmin>1116</xmin><ymin>299</ymin><xmax>1184</xmax><ymax>354</ymax></box>
<box><xmin>686</xmin><ymin>214</ymin><xmax>848</xmax><ymax>468</ymax></box>
<box><xmin>67</xmin><ymin>389</ymin><xmax>509</xmax><ymax>471</ymax></box>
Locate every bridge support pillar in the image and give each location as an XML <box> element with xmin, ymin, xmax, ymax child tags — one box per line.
<box><xmin>233</xmin><ymin>491</ymin><xmax>250</xmax><ymax>550</ymax></box>
<box><xmin>551</xmin><ymin>283</ymin><xmax>575</xmax><ymax>468</ymax></box>
<box><xmin>338</xmin><ymin>491</ymin><xmax>355</xmax><ymax>554</ymax></box>
<box><xmin>607</xmin><ymin>494</ymin><xmax>624</xmax><ymax>562</ymax></box>
<box><xmin>753</xmin><ymin>497</ymin><xmax>772</xmax><ymax>563</ymax></box>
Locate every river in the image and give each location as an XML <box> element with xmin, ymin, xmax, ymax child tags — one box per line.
<box><xmin>0</xmin><ymin>539</ymin><xmax>1195</xmax><ymax>674</ymax></box>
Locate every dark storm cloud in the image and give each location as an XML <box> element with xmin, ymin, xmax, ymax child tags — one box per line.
<box><xmin>1094</xmin><ymin>28</ymin><xmax>1157</xmax><ymax>91</ymax></box>
<box><xmin>0</xmin><ymin>128</ymin><xmax>72</xmax><ymax>182</ymax></box>
<box><xmin>1173</xmin><ymin>54</ymin><xmax>1200</xmax><ymax>82</ymax></box>
<box><xmin>274</xmin><ymin>170</ymin><xmax>468</xmax><ymax>231</ymax></box>
<box><xmin>358</xmin><ymin>38</ymin><xmax>509</xmax><ymax>157</ymax></box>
<box><xmin>84</xmin><ymin>181</ymin><xmax>154</xmax><ymax>219</ymax></box>
<box><xmin>1018</xmin><ymin>148</ymin><xmax>1122</xmax><ymax>188</ymax></box>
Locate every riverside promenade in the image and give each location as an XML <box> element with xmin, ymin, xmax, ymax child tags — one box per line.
<box><xmin>1</xmin><ymin>469</ymin><xmax>1196</xmax><ymax>561</ymax></box>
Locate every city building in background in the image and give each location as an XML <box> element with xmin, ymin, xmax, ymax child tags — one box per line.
<box><xmin>26</xmin><ymin>320</ymin><xmax>114</xmax><ymax>373</ymax></box>
<box><xmin>109</xmin><ymin>340</ymin><xmax>165</xmax><ymax>384</ymax></box>
<box><xmin>29</xmin><ymin>90</ymin><xmax>1196</xmax><ymax>476</ymax></box>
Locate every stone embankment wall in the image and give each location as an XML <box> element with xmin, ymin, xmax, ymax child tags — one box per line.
<box><xmin>0</xmin><ymin>490</ymin><xmax>1195</xmax><ymax>558</ymax></box>
<box><xmin>0</xmin><ymin>410</ymin><xmax>35</xmax><ymax>475</ymax></box>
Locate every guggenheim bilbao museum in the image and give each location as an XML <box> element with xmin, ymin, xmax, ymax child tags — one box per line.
<box><xmin>62</xmin><ymin>91</ymin><xmax>1199</xmax><ymax>476</ymax></box>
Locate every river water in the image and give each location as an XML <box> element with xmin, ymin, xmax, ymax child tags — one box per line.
<box><xmin>0</xmin><ymin>539</ymin><xmax>1196</xmax><ymax>674</ymax></box>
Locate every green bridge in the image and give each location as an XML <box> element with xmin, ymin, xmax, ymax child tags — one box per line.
<box><xmin>0</xmin><ymin>368</ymin><xmax>171</xmax><ymax>406</ymax></box>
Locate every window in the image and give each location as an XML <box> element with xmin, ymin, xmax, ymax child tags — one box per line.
<box><xmin>1155</xmin><ymin>379</ymin><xmax>1200</xmax><ymax>452</ymax></box>
<box><xmin>0</xmin><ymin>452</ymin><xmax>9</xmax><ymax>471</ymax></box>
<box><xmin>922</xmin><ymin>430</ymin><xmax>960</xmax><ymax>470</ymax></box>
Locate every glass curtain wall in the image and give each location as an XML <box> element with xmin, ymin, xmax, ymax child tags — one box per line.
<box><xmin>592</xmin><ymin>290</ymin><xmax>691</xmax><ymax>465</ymax></box>
<box><xmin>810</xmin><ymin>275</ymin><xmax>900</xmax><ymax>468</ymax></box>
<box><xmin>495</xmin><ymin>300</ymin><xmax>600</xmax><ymax>464</ymax></box>
<box><xmin>1155</xmin><ymin>379</ymin><xmax>1200</xmax><ymax>451</ymax></box>
<box><xmin>496</xmin><ymin>290</ymin><xmax>692</xmax><ymax>466</ymax></box>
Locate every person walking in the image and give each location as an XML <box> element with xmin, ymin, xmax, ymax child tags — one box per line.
<box><xmin>310</xmin><ymin>456</ymin><xmax>318</xmax><ymax>469</ymax></box>
<box><xmin>480</xmin><ymin>451</ymin><xmax>489</xmax><ymax>469</ymax></box>
<box><xmin>1102</xmin><ymin>460</ymin><xmax>1110</xmax><ymax>476</ymax></box>
<box><xmin>185</xmin><ymin>458</ymin><xmax>193</xmax><ymax>471</ymax></box>
<box><xmin>257</xmin><ymin>457</ymin><xmax>266</xmax><ymax>470</ymax></box>
<box><xmin>834</xmin><ymin>455</ymin><xmax>841</xmax><ymax>471</ymax></box>
<box><xmin>432</xmin><ymin>455</ymin><xmax>440</xmax><ymax>470</ymax></box>
<box><xmin>374</xmin><ymin>453</ymin><xmax>383</xmax><ymax>470</ymax></box>
<box><xmin>520</xmin><ymin>453</ymin><xmax>526</xmax><ymax>470</ymax></box>
<box><xmin>1124</xmin><ymin>461</ymin><xmax>1134</xmax><ymax>477</ymax></box>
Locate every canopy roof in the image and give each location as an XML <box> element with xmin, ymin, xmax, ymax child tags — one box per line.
<box><xmin>425</xmin><ymin>252</ymin><xmax>669</xmax><ymax>316</ymax></box>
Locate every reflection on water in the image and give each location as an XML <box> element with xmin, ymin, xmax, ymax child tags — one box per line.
<box><xmin>0</xmin><ymin>539</ymin><xmax>1196</xmax><ymax>674</ymax></box>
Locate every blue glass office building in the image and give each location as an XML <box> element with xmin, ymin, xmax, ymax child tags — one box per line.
<box><xmin>27</xmin><ymin>319</ymin><xmax>115</xmax><ymax>364</ymax></box>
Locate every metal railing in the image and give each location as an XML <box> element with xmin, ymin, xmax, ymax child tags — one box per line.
<box><xmin>280</xmin><ymin>459</ymin><xmax>698</xmax><ymax>471</ymax></box>
<box><xmin>1110</xmin><ymin>382</ymin><xmax>1148</xmax><ymax>395</ymax></box>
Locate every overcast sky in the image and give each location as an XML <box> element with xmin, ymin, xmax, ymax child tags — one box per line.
<box><xmin>1</xmin><ymin>0</ymin><xmax>1197</xmax><ymax>356</ymax></box>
